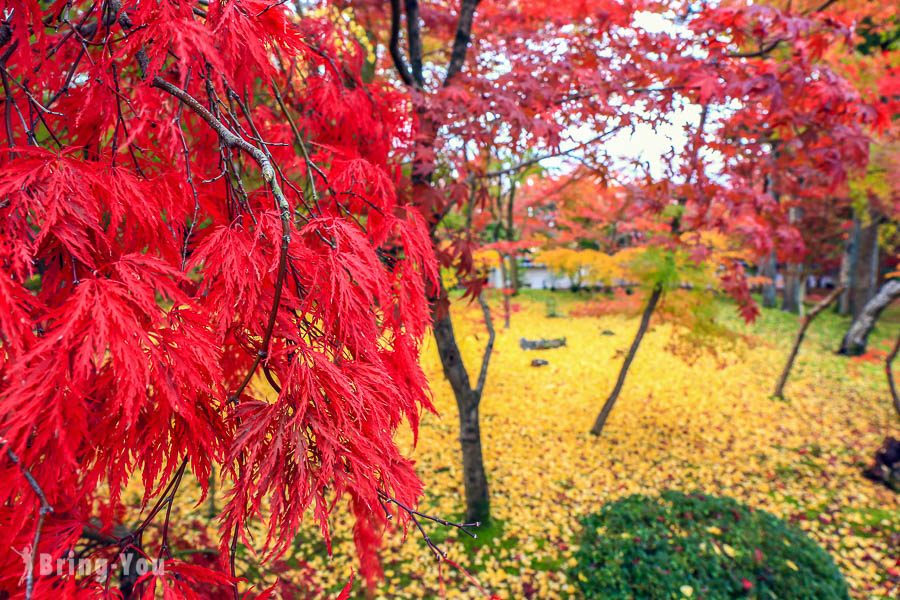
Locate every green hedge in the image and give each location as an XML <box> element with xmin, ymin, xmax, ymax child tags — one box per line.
<box><xmin>571</xmin><ymin>491</ymin><xmax>849</xmax><ymax>599</ymax></box>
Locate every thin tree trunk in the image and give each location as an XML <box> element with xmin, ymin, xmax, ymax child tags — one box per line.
<box><xmin>836</xmin><ymin>231</ymin><xmax>854</xmax><ymax>315</ymax></box>
<box><xmin>781</xmin><ymin>207</ymin><xmax>804</xmax><ymax>314</ymax></box>
<box><xmin>590</xmin><ymin>285</ymin><xmax>662</xmax><ymax>436</ymax></box>
<box><xmin>774</xmin><ymin>286</ymin><xmax>844</xmax><ymax>399</ymax></box>
<box><xmin>430</xmin><ymin>288</ymin><xmax>494</xmax><ymax>523</ymax></box>
<box><xmin>839</xmin><ymin>279</ymin><xmax>900</xmax><ymax>356</ymax></box>
<box><xmin>850</xmin><ymin>214</ymin><xmax>879</xmax><ymax>319</ymax></box>
<box><xmin>887</xmin><ymin>334</ymin><xmax>900</xmax><ymax>418</ymax></box>
<box><xmin>761</xmin><ymin>252</ymin><xmax>778</xmax><ymax>308</ymax></box>
<box><xmin>498</xmin><ymin>253</ymin><xmax>511</xmax><ymax>329</ymax></box>
<box><xmin>506</xmin><ymin>181</ymin><xmax>518</xmax><ymax>296</ymax></box>
<box><xmin>457</xmin><ymin>393</ymin><xmax>489</xmax><ymax>522</ymax></box>
<box><xmin>781</xmin><ymin>262</ymin><xmax>804</xmax><ymax>314</ymax></box>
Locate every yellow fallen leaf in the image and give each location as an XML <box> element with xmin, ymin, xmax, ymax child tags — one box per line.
<box><xmin>680</xmin><ymin>585</ymin><xmax>694</xmax><ymax>597</ymax></box>
<box><xmin>786</xmin><ymin>560</ymin><xmax>799</xmax><ymax>571</ymax></box>
<box><xmin>723</xmin><ymin>544</ymin><xmax>736</xmax><ymax>558</ymax></box>
<box><xmin>706</xmin><ymin>526</ymin><xmax>722</xmax><ymax>535</ymax></box>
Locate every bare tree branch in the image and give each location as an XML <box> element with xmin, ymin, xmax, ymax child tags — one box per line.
<box><xmin>3</xmin><ymin>445</ymin><xmax>53</xmax><ymax>600</ymax></box>
<box><xmin>479</xmin><ymin>126</ymin><xmax>626</xmax><ymax>179</ymax></box>
<box><xmin>389</xmin><ymin>0</ymin><xmax>415</xmax><ymax>87</ymax></box>
<box><xmin>730</xmin><ymin>38</ymin><xmax>783</xmax><ymax>59</ymax></box>
<box><xmin>443</xmin><ymin>0</ymin><xmax>480</xmax><ymax>85</ymax></box>
<box><xmin>405</xmin><ymin>0</ymin><xmax>425</xmax><ymax>87</ymax></box>
<box><xmin>475</xmin><ymin>293</ymin><xmax>495</xmax><ymax>397</ymax></box>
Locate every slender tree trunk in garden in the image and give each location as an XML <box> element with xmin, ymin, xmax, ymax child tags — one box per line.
<box><xmin>457</xmin><ymin>394</ymin><xmax>490</xmax><ymax>522</ymax></box>
<box><xmin>782</xmin><ymin>207</ymin><xmax>804</xmax><ymax>314</ymax></box>
<box><xmin>773</xmin><ymin>286</ymin><xmax>844</xmax><ymax>399</ymax></box>
<box><xmin>431</xmin><ymin>287</ymin><xmax>495</xmax><ymax>523</ymax></box>
<box><xmin>836</xmin><ymin>230</ymin><xmax>855</xmax><ymax>315</ymax></box>
<box><xmin>510</xmin><ymin>254</ymin><xmax>520</xmax><ymax>295</ymax></box>
<box><xmin>839</xmin><ymin>279</ymin><xmax>900</xmax><ymax>356</ymax></box>
<box><xmin>498</xmin><ymin>253</ymin><xmax>511</xmax><ymax>329</ymax></box>
<box><xmin>850</xmin><ymin>215</ymin><xmax>880</xmax><ymax>320</ymax></box>
<box><xmin>590</xmin><ymin>285</ymin><xmax>662</xmax><ymax>436</ymax></box>
<box><xmin>761</xmin><ymin>253</ymin><xmax>778</xmax><ymax>308</ymax></box>
<box><xmin>781</xmin><ymin>262</ymin><xmax>805</xmax><ymax>315</ymax></box>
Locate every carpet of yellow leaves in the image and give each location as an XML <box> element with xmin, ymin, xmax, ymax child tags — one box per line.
<box><xmin>289</xmin><ymin>293</ymin><xmax>898</xmax><ymax>599</ymax></box>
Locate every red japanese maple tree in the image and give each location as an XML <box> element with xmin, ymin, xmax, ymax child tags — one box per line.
<box><xmin>0</xmin><ymin>1</ymin><xmax>443</xmax><ymax>597</ymax></box>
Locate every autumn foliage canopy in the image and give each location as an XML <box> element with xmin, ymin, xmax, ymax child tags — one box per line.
<box><xmin>0</xmin><ymin>0</ymin><xmax>438</xmax><ymax>596</ymax></box>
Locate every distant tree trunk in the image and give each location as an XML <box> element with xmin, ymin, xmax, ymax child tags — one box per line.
<box><xmin>782</xmin><ymin>261</ymin><xmax>804</xmax><ymax>314</ymax></box>
<box><xmin>836</xmin><ymin>229</ymin><xmax>855</xmax><ymax>315</ymax></box>
<box><xmin>506</xmin><ymin>180</ymin><xmax>519</xmax><ymax>296</ymax></box>
<box><xmin>497</xmin><ymin>253</ymin><xmax>511</xmax><ymax>329</ymax></box>
<box><xmin>887</xmin><ymin>334</ymin><xmax>900</xmax><ymax>418</ymax></box>
<box><xmin>850</xmin><ymin>214</ymin><xmax>880</xmax><ymax>320</ymax></box>
<box><xmin>774</xmin><ymin>286</ymin><xmax>844</xmax><ymax>399</ymax></box>
<box><xmin>590</xmin><ymin>285</ymin><xmax>662</xmax><ymax>436</ymax></box>
<box><xmin>431</xmin><ymin>288</ymin><xmax>494</xmax><ymax>523</ymax></box>
<box><xmin>839</xmin><ymin>279</ymin><xmax>900</xmax><ymax>356</ymax></box>
<box><xmin>781</xmin><ymin>207</ymin><xmax>804</xmax><ymax>314</ymax></box>
<box><xmin>760</xmin><ymin>252</ymin><xmax>778</xmax><ymax>308</ymax></box>
<box><xmin>509</xmin><ymin>253</ymin><xmax>519</xmax><ymax>295</ymax></box>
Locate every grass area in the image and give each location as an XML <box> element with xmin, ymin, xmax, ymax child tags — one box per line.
<box><xmin>267</xmin><ymin>290</ymin><xmax>899</xmax><ymax>598</ymax></box>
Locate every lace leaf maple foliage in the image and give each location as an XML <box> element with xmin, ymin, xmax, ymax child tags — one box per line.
<box><xmin>0</xmin><ymin>0</ymin><xmax>440</xmax><ymax>596</ymax></box>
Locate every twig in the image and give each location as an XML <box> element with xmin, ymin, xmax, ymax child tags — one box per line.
<box><xmin>3</xmin><ymin>444</ymin><xmax>54</xmax><ymax>600</ymax></box>
<box><xmin>377</xmin><ymin>491</ymin><xmax>479</xmax><ymax>561</ymax></box>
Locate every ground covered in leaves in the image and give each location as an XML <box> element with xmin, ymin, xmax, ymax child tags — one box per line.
<box><xmin>164</xmin><ymin>291</ymin><xmax>900</xmax><ymax>598</ymax></box>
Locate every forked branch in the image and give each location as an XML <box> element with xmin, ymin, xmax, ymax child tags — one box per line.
<box><xmin>378</xmin><ymin>491</ymin><xmax>479</xmax><ymax>560</ymax></box>
<box><xmin>150</xmin><ymin>76</ymin><xmax>292</xmax><ymax>404</ymax></box>
<box><xmin>3</xmin><ymin>444</ymin><xmax>53</xmax><ymax>600</ymax></box>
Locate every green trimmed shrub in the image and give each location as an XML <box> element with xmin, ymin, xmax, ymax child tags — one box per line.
<box><xmin>571</xmin><ymin>491</ymin><xmax>849</xmax><ymax>599</ymax></box>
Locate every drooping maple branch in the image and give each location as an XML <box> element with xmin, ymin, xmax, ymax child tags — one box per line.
<box><xmin>176</xmin><ymin>70</ymin><xmax>201</xmax><ymax>270</ymax></box>
<box><xmin>157</xmin><ymin>459</ymin><xmax>189</xmax><ymax>559</ymax></box>
<box><xmin>2</xmin><ymin>444</ymin><xmax>53</xmax><ymax>600</ymax></box>
<box><xmin>443</xmin><ymin>0</ymin><xmax>480</xmax><ymax>85</ymax></box>
<box><xmin>773</xmin><ymin>286</ymin><xmax>845</xmax><ymax>399</ymax></box>
<box><xmin>271</xmin><ymin>81</ymin><xmax>324</xmax><ymax>208</ymax></box>
<box><xmin>149</xmin><ymin>76</ymin><xmax>292</xmax><ymax>404</ymax></box>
